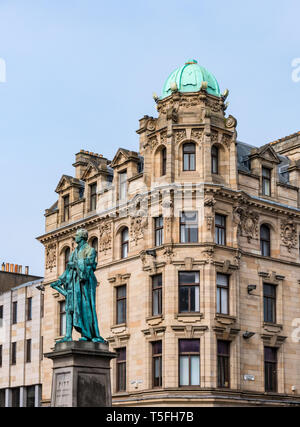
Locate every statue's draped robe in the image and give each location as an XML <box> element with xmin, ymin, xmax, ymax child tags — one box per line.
<box><xmin>59</xmin><ymin>243</ymin><xmax>101</xmax><ymax>340</ymax></box>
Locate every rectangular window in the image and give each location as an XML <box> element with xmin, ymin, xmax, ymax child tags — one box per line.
<box><xmin>90</xmin><ymin>183</ymin><xmax>97</xmax><ymax>211</ymax></box>
<box><xmin>179</xmin><ymin>272</ymin><xmax>200</xmax><ymax>313</ymax></box>
<box><xmin>0</xmin><ymin>305</ymin><xmax>3</xmax><ymax>328</ymax></box>
<box><xmin>154</xmin><ymin>216</ymin><xmax>164</xmax><ymax>246</ymax></box>
<box><xmin>152</xmin><ymin>341</ymin><xmax>162</xmax><ymax>388</ymax></box>
<box><xmin>63</xmin><ymin>195</ymin><xmax>70</xmax><ymax>222</ymax></box>
<box><xmin>119</xmin><ymin>171</ymin><xmax>127</xmax><ymax>201</ymax></box>
<box><xmin>59</xmin><ymin>301</ymin><xmax>66</xmax><ymax>337</ymax></box>
<box><xmin>26</xmin><ymin>385</ymin><xmax>35</xmax><ymax>407</ymax></box>
<box><xmin>11</xmin><ymin>387</ymin><xmax>20</xmax><ymax>407</ymax></box>
<box><xmin>27</xmin><ymin>297</ymin><xmax>32</xmax><ymax>321</ymax></box>
<box><xmin>11</xmin><ymin>342</ymin><xmax>17</xmax><ymax>365</ymax></box>
<box><xmin>12</xmin><ymin>301</ymin><xmax>17</xmax><ymax>324</ymax></box>
<box><xmin>180</xmin><ymin>211</ymin><xmax>198</xmax><ymax>243</ymax></box>
<box><xmin>216</xmin><ymin>273</ymin><xmax>229</xmax><ymax>315</ymax></box>
<box><xmin>0</xmin><ymin>345</ymin><xmax>2</xmax><ymax>367</ymax></box>
<box><xmin>116</xmin><ymin>285</ymin><xmax>126</xmax><ymax>324</ymax></box>
<box><xmin>262</xmin><ymin>167</ymin><xmax>271</xmax><ymax>196</ymax></box>
<box><xmin>217</xmin><ymin>340</ymin><xmax>230</xmax><ymax>388</ymax></box>
<box><xmin>263</xmin><ymin>284</ymin><xmax>276</xmax><ymax>323</ymax></box>
<box><xmin>264</xmin><ymin>347</ymin><xmax>277</xmax><ymax>392</ymax></box>
<box><xmin>26</xmin><ymin>339</ymin><xmax>31</xmax><ymax>363</ymax></box>
<box><xmin>179</xmin><ymin>339</ymin><xmax>200</xmax><ymax>386</ymax></box>
<box><xmin>152</xmin><ymin>274</ymin><xmax>162</xmax><ymax>316</ymax></box>
<box><xmin>215</xmin><ymin>214</ymin><xmax>226</xmax><ymax>245</ymax></box>
<box><xmin>116</xmin><ymin>348</ymin><xmax>126</xmax><ymax>392</ymax></box>
<box><xmin>40</xmin><ymin>336</ymin><xmax>44</xmax><ymax>361</ymax></box>
<box><xmin>41</xmin><ymin>293</ymin><xmax>44</xmax><ymax>318</ymax></box>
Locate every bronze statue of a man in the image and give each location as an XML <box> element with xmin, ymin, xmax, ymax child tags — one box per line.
<box><xmin>51</xmin><ymin>228</ymin><xmax>106</xmax><ymax>343</ymax></box>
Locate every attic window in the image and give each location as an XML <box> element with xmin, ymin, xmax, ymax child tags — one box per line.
<box><xmin>262</xmin><ymin>167</ymin><xmax>271</xmax><ymax>196</ymax></box>
<box><xmin>63</xmin><ymin>195</ymin><xmax>70</xmax><ymax>222</ymax></box>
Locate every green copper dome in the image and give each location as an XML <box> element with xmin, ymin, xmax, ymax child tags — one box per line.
<box><xmin>161</xmin><ymin>59</ymin><xmax>221</xmax><ymax>99</ymax></box>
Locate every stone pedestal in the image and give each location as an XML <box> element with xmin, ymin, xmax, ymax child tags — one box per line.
<box><xmin>45</xmin><ymin>341</ymin><xmax>116</xmax><ymax>407</ymax></box>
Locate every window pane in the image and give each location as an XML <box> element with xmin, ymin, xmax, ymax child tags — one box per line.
<box><xmin>152</xmin><ymin>341</ymin><xmax>162</xmax><ymax>355</ymax></box>
<box><xmin>117</xmin><ymin>286</ymin><xmax>126</xmax><ymax>298</ymax></box>
<box><xmin>179</xmin><ymin>356</ymin><xmax>189</xmax><ymax>386</ymax></box>
<box><xmin>152</xmin><ymin>289</ymin><xmax>161</xmax><ymax>315</ymax></box>
<box><xmin>179</xmin><ymin>286</ymin><xmax>189</xmax><ymax>312</ymax></box>
<box><xmin>190</xmin><ymin>356</ymin><xmax>200</xmax><ymax>385</ymax></box>
<box><xmin>221</xmin><ymin>288</ymin><xmax>229</xmax><ymax>314</ymax></box>
<box><xmin>217</xmin><ymin>274</ymin><xmax>228</xmax><ymax>288</ymax></box>
<box><xmin>179</xmin><ymin>272</ymin><xmax>199</xmax><ymax>284</ymax></box>
<box><xmin>179</xmin><ymin>339</ymin><xmax>200</xmax><ymax>353</ymax></box>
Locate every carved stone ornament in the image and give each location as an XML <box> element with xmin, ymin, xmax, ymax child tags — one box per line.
<box><xmin>206</xmin><ymin>98</ymin><xmax>223</xmax><ymax>113</ymax></box>
<box><xmin>160</xmin><ymin>131</ymin><xmax>167</xmax><ymax>145</ymax></box>
<box><xmin>204</xmin><ymin>196</ymin><xmax>216</xmax><ymax>207</ymax></box>
<box><xmin>130</xmin><ymin>210</ymin><xmax>148</xmax><ymax>245</ymax></box>
<box><xmin>225</xmin><ymin>115</ymin><xmax>237</xmax><ymax>129</ymax></box>
<box><xmin>233</xmin><ymin>207</ymin><xmax>259</xmax><ymax>242</ymax></box>
<box><xmin>146</xmin><ymin>118</ymin><xmax>156</xmax><ymax>131</ymax></box>
<box><xmin>174</xmin><ymin>129</ymin><xmax>186</xmax><ymax>144</ymax></box>
<box><xmin>163</xmin><ymin>246</ymin><xmax>173</xmax><ymax>264</ymax></box>
<box><xmin>46</xmin><ymin>243</ymin><xmax>56</xmax><ymax>272</ymax></box>
<box><xmin>99</xmin><ymin>221</ymin><xmax>112</xmax><ymax>254</ymax></box>
<box><xmin>191</xmin><ymin>128</ymin><xmax>204</xmax><ymax>141</ymax></box>
<box><xmin>211</xmin><ymin>131</ymin><xmax>219</xmax><ymax>144</ymax></box>
<box><xmin>280</xmin><ymin>219</ymin><xmax>297</xmax><ymax>252</ymax></box>
<box><xmin>206</xmin><ymin>215</ymin><xmax>214</xmax><ymax>231</ymax></box>
<box><xmin>221</xmin><ymin>133</ymin><xmax>232</xmax><ymax>148</ymax></box>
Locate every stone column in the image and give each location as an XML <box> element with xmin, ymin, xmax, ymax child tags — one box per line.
<box><xmin>45</xmin><ymin>341</ymin><xmax>116</xmax><ymax>407</ymax></box>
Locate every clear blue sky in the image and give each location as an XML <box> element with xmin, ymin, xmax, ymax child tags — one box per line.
<box><xmin>0</xmin><ymin>0</ymin><xmax>299</xmax><ymax>276</ymax></box>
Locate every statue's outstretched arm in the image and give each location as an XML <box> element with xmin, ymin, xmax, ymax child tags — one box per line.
<box><xmin>50</xmin><ymin>280</ymin><xmax>67</xmax><ymax>297</ymax></box>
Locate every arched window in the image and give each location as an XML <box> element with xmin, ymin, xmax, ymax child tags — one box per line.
<box><xmin>121</xmin><ymin>228</ymin><xmax>129</xmax><ymax>259</ymax></box>
<box><xmin>161</xmin><ymin>147</ymin><xmax>167</xmax><ymax>176</ymax></box>
<box><xmin>183</xmin><ymin>143</ymin><xmax>196</xmax><ymax>171</ymax></box>
<box><xmin>91</xmin><ymin>237</ymin><xmax>98</xmax><ymax>262</ymax></box>
<box><xmin>64</xmin><ymin>247</ymin><xmax>70</xmax><ymax>270</ymax></box>
<box><xmin>211</xmin><ymin>145</ymin><xmax>219</xmax><ymax>174</ymax></box>
<box><xmin>260</xmin><ymin>225</ymin><xmax>271</xmax><ymax>257</ymax></box>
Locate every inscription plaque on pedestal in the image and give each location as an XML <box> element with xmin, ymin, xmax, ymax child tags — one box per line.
<box><xmin>45</xmin><ymin>341</ymin><xmax>116</xmax><ymax>407</ymax></box>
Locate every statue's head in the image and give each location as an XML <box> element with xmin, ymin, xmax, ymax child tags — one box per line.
<box><xmin>75</xmin><ymin>228</ymin><xmax>88</xmax><ymax>243</ymax></box>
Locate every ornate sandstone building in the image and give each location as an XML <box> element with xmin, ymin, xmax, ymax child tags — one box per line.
<box><xmin>38</xmin><ymin>60</ymin><xmax>300</xmax><ymax>406</ymax></box>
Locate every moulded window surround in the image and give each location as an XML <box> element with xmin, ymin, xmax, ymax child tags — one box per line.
<box><xmin>152</xmin><ymin>274</ymin><xmax>163</xmax><ymax>316</ymax></box>
<box><xmin>263</xmin><ymin>283</ymin><xmax>276</xmax><ymax>324</ymax></box>
<box><xmin>121</xmin><ymin>228</ymin><xmax>129</xmax><ymax>259</ymax></box>
<box><xmin>154</xmin><ymin>216</ymin><xmax>164</xmax><ymax>247</ymax></box>
<box><xmin>217</xmin><ymin>340</ymin><xmax>230</xmax><ymax>388</ymax></box>
<box><xmin>183</xmin><ymin>143</ymin><xmax>196</xmax><ymax>171</ymax></box>
<box><xmin>215</xmin><ymin>214</ymin><xmax>226</xmax><ymax>245</ymax></box>
<box><xmin>179</xmin><ymin>271</ymin><xmax>200</xmax><ymax>313</ymax></box>
<box><xmin>59</xmin><ymin>300</ymin><xmax>66</xmax><ymax>337</ymax></box>
<box><xmin>152</xmin><ymin>341</ymin><xmax>163</xmax><ymax>388</ymax></box>
<box><xmin>216</xmin><ymin>273</ymin><xmax>229</xmax><ymax>315</ymax></box>
<box><xmin>260</xmin><ymin>224</ymin><xmax>271</xmax><ymax>257</ymax></box>
<box><xmin>179</xmin><ymin>339</ymin><xmax>200</xmax><ymax>386</ymax></box>
<box><xmin>64</xmin><ymin>247</ymin><xmax>70</xmax><ymax>271</ymax></box>
<box><xmin>180</xmin><ymin>211</ymin><xmax>198</xmax><ymax>243</ymax></box>
<box><xmin>161</xmin><ymin>147</ymin><xmax>167</xmax><ymax>176</ymax></box>
<box><xmin>119</xmin><ymin>171</ymin><xmax>127</xmax><ymax>201</ymax></box>
<box><xmin>264</xmin><ymin>346</ymin><xmax>277</xmax><ymax>392</ymax></box>
<box><xmin>211</xmin><ymin>145</ymin><xmax>219</xmax><ymax>174</ymax></box>
<box><xmin>262</xmin><ymin>167</ymin><xmax>271</xmax><ymax>196</ymax></box>
<box><xmin>116</xmin><ymin>347</ymin><xmax>126</xmax><ymax>392</ymax></box>
<box><xmin>89</xmin><ymin>182</ymin><xmax>97</xmax><ymax>211</ymax></box>
<box><xmin>63</xmin><ymin>195</ymin><xmax>70</xmax><ymax>222</ymax></box>
<box><xmin>116</xmin><ymin>285</ymin><xmax>127</xmax><ymax>325</ymax></box>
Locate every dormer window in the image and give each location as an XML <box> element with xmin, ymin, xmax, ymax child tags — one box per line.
<box><xmin>262</xmin><ymin>167</ymin><xmax>271</xmax><ymax>196</ymax></box>
<box><xmin>119</xmin><ymin>171</ymin><xmax>127</xmax><ymax>201</ymax></box>
<box><xmin>90</xmin><ymin>183</ymin><xmax>97</xmax><ymax>211</ymax></box>
<box><xmin>183</xmin><ymin>143</ymin><xmax>196</xmax><ymax>171</ymax></box>
<box><xmin>63</xmin><ymin>195</ymin><xmax>70</xmax><ymax>222</ymax></box>
<box><xmin>211</xmin><ymin>145</ymin><xmax>219</xmax><ymax>174</ymax></box>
